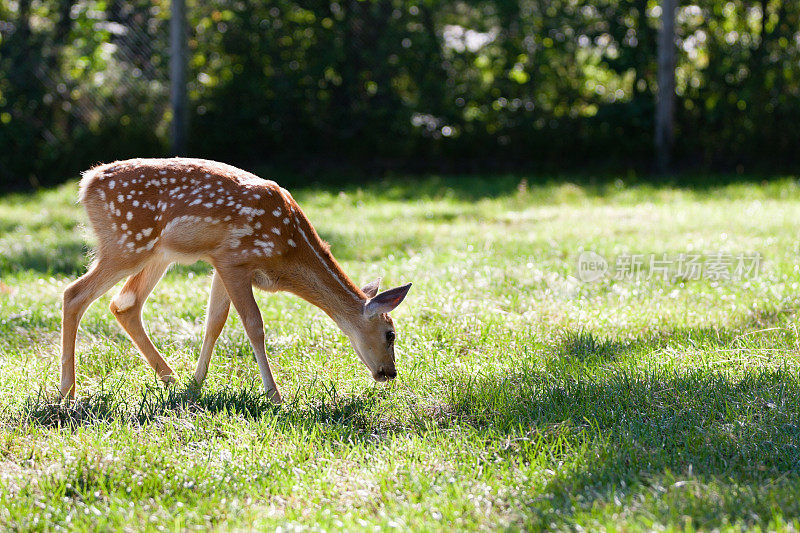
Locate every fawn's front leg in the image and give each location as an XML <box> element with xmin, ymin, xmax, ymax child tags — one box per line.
<box><xmin>216</xmin><ymin>265</ymin><xmax>282</xmax><ymax>404</ymax></box>
<box><xmin>194</xmin><ymin>270</ymin><xmax>231</xmax><ymax>387</ymax></box>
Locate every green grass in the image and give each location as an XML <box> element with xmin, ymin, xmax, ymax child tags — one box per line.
<box><xmin>2</xmin><ymin>174</ymin><xmax>800</xmax><ymax>531</ymax></box>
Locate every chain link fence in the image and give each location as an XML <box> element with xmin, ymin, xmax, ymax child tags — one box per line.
<box><xmin>1</xmin><ymin>0</ymin><xmax>799</xmax><ymax>189</ymax></box>
<box><xmin>1</xmin><ymin>1</ymin><xmax>169</xmax><ymax>186</ymax></box>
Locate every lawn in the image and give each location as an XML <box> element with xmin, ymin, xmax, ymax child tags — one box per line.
<box><xmin>1</xmin><ymin>174</ymin><xmax>800</xmax><ymax>531</ymax></box>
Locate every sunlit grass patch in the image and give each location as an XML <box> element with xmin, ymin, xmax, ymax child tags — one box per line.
<box><xmin>1</xmin><ymin>175</ymin><xmax>800</xmax><ymax>530</ymax></box>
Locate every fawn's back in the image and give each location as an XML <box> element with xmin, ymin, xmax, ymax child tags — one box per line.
<box><xmin>80</xmin><ymin>157</ymin><xmax>300</xmax><ymax>269</ymax></box>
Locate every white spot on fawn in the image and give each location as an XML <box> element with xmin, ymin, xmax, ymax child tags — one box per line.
<box><xmin>112</xmin><ymin>291</ymin><xmax>136</xmax><ymax>312</ymax></box>
<box><xmin>126</xmin><ymin>211</ymin><xmax>133</xmax><ymax>221</ymax></box>
<box><xmin>141</xmin><ymin>227</ymin><xmax>153</xmax><ymax>237</ymax></box>
<box><xmin>288</xmin><ymin>239</ymin><xmax>296</xmax><ymax>247</ymax></box>
<box><xmin>231</xmin><ymin>225</ymin><xmax>254</xmax><ymax>238</ymax></box>
<box><xmin>229</xmin><ymin>224</ymin><xmax>253</xmax><ymax>248</ymax></box>
<box><xmin>109</xmin><ymin>180</ymin><xmax>116</xmax><ymax>189</ymax></box>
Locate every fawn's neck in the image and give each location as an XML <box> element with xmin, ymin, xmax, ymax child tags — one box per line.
<box><xmin>286</xmin><ymin>260</ymin><xmax>365</xmax><ymax>332</ymax></box>
<box><xmin>281</xmin><ymin>216</ymin><xmax>366</xmax><ymax>329</ymax></box>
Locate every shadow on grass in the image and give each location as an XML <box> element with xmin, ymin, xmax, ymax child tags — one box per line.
<box><xmin>441</xmin><ymin>317</ymin><xmax>800</xmax><ymax>529</ymax></box>
<box><xmin>547</xmin><ymin>305</ymin><xmax>797</xmax><ymax>370</ymax></box>
<box><xmin>0</xmin><ymin>246</ymin><xmax>216</xmax><ymax>277</ymax></box>
<box><xmin>273</xmin><ymin>168</ymin><xmax>800</xmax><ymax>203</ymax></box>
<box><xmin>0</xmin><ymin>241</ymin><xmax>90</xmax><ymax>276</ymax></box>
<box><xmin>18</xmin><ymin>380</ymin><xmax>385</xmax><ymax>440</ymax></box>
<box><xmin>484</xmin><ymin>367</ymin><xmax>799</xmax><ymax>528</ymax></box>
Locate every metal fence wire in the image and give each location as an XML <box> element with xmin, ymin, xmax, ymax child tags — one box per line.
<box><xmin>0</xmin><ymin>1</ymin><xmax>170</xmax><ymax>185</ymax></box>
<box><xmin>1</xmin><ymin>0</ymin><xmax>799</xmax><ymax>188</ymax></box>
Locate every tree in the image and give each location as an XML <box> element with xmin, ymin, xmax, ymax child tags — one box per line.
<box><xmin>655</xmin><ymin>0</ymin><xmax>676</xmax><ymax>174</ymax></box>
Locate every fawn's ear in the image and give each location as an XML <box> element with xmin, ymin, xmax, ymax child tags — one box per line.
<box><xmin>361</xmin><ymin>278</ymin><xmax>381</xmax><ymax>299</ymax></box>
<box><xmin>364</xmin><ymin>283</ymin><xmax>412</xmax><ymax>317</ymax></box>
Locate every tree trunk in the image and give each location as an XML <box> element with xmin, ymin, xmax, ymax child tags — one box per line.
<box><xmin>655</xmin><ymin>0</ymin><xmax>676</xmax><ymax>174</ymax></box>
<box><xmin>170</xmin><ymin>0</ymin><xmax>188</xmax><ymax>155</ymax></box>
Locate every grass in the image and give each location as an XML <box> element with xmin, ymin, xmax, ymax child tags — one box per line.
<box><xmin>1</xmin><ymin>173</ymin><xmax>800</xmax><ymax>531</ymax></box>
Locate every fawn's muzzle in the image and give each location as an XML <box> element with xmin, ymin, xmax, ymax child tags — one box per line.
<box><xmin>373</xmin><ymin>366</ymin><xmax>397</xmax><ymax>382</ymax></box>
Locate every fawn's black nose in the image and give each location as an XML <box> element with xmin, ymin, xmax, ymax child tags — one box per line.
<box><xmin>374</xmin><ymin>366</ymin><xmax>397</xmax><ymax>382</ymax></box>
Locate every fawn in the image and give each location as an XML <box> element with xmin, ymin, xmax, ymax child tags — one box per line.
<box><xmin>61</xmin><ymin>158</ymin><xmax>411</xmax><ymax>404</ymax></box>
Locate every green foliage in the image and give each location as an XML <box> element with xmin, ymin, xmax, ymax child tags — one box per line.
<box><xmin>1</xmin><ymin>175</ymin><xmax>800</xmax><ymax>529</ymax></box>
<box><xmin>0</xmin><ymin>0</ymin><xmax>169</xmax><ymax>188</ymax></box>
<box><xmin>1</xmin><ymin>0</ymin><xmax>799</xmax><ymax>186</ymax></box>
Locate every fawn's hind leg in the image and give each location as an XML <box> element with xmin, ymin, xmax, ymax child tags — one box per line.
<box><xmin>61</xmin><ymin>259</ymin><xmax>132</xmax><ymax>398</ymax></box>
<box><xmin>109</xmin><ymin>259</ymin><xmax>176</xmax><ymax>382</ymax></box>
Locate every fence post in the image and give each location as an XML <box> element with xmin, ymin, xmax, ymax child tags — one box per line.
<box><xmin>655</xmin><ymin>0</ymin><xmax>676</xmax><ymax>174</ymax></box>
<box><xmin>170</xmin><ymin>0</ymin><xmax>188</xmax><ymax>156</ymax></box>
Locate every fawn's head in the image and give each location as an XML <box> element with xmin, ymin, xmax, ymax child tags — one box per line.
<box><xmin>345</xmin><ymin>280</ymin><xmax>412</xmax><ymax>382</ymax></box>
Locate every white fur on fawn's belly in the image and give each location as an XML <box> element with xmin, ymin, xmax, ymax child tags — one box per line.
<box><xmin>160</xmin><ymin>248</ymin><xmax>208</xmax><ymax>265</ymax></box>
<box><xmin>158</xmin><ymin>215</ymin><xmax>223</xmax><ymax>264</ymax></box>
<box><xmin>112</xmin><ymin>291</ymin><xmax>136</xmax><ymax>312</ymax></box>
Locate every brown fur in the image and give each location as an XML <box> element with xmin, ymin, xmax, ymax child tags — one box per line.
<box><xmin>60</xmin><ymin>158</ymin><xmax>410</xmax><ymax>403</ymax></box>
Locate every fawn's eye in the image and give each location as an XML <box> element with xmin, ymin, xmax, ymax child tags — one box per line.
<box><xmin>385</xmin><ymin>330</ymin><xmax>395</xmax><ymax>344</ymax></box>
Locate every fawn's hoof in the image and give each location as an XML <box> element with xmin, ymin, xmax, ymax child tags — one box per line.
<box><xmin>267</xmin><ymin>389</ymin><xmax>283</xmax><ymax>405</ymax></box>
<box><xmin>59</xmin><ymin>384</ymin><xmax>75</xmax><ymax>401</ymax></box>
<box><xmin>161</xmin><ymin>374</ymin><xmax>178</xmax><ymax>385</ymax></box>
